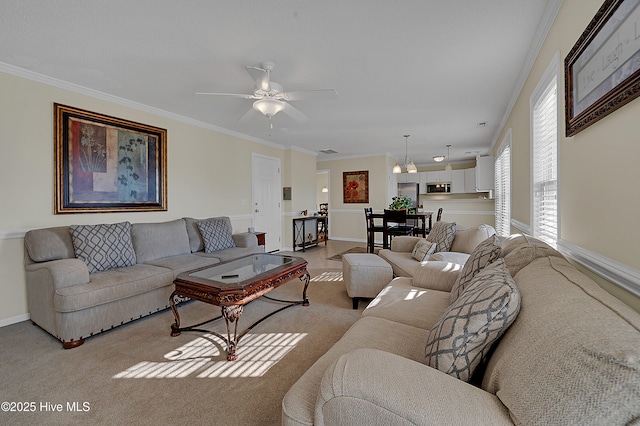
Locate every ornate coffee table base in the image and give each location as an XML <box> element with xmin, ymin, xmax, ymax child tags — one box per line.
<box><xmin>170</xmin><ymin>272</ymin><xmax>310</xmax><ymax>361</ymax></box>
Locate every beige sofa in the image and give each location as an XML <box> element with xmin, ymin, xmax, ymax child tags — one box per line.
<box><xmin>24</xmin><ymin>217</ymin><xmax>263</xmax><ymax>348</ymax></box>
<box><xmin>282</xmin><ymin>234</ymin><xmax>640</xmax><ymax>425</ymax></box>
<box><xmin>379</xmin><ymin>223</ymin><xmax>496</xmax><ymax>277</ymax></box>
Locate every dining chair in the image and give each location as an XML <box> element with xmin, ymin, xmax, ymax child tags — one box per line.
<box><xmin>383</xmin><ymin>209</ymin><xmax>414</xmax><ymax>247</ymax></box>
<box><xmin>417</xmin><ymin>207</ymin><xmax>443</xmax><ymax>236</ymax></box>
<box><xmin>364</xmin><ymin>208</ymin><xmax>384</xmax><ymax>253</ymax></box>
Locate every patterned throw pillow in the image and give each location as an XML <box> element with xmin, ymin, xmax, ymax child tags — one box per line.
<box><xmin>412</xmin><ymin>239</ymin><xmax>438</xmax><ymax>261</ymax></box>
<box><xmin>69</xmin><ymin>222</ymin><xmax>136</xmax><ymax>274</ymax></box>
<box><xmin>450</xmin><ymin>234</ymin><xmax>502</xmax><ymax>302</ymax></box>
<box><xmin>426</xmin><ymin>221</ymin><xmax>457</xmax><ymax>253</ymax></box>
<box><xmin>424</xmin><ymin>258</ymin><xmax>520</xmax><ymax>382</ymax></box>
<box><xmin>197</xmin><ymin>219</ymin><xmax>236</xmax><ymax>253</ymax></box>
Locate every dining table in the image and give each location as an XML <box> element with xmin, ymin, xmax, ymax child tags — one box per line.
<box><xmin>367</xmin><ymin>211</ymin><xmax>433</xmax><ymax>252</ymax></box>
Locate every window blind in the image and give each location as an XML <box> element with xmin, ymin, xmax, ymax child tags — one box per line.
<box><xmin>495</xmin><ymin>142</ymin><xmax>511</xmax><ymax>237</ymax></box>
<box><xmin>532</xmin><ymin>77</ymin><xmax>558</xmax><ymax>247</ymax></box>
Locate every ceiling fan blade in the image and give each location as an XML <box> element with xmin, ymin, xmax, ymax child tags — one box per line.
<box><xmin>196</xmin><ymin>92</ymin><xmax>256</xmax><ymax>99</ymax></box>
<box><xmin>281</xmin><ymin>102</ymin><xmax>309</xmax><ymax>122</ymax></box>
<box><xmin>239</xmin><ymin>107</ymin><xmax>259</xmax><ymax>123</ymax></box>
<box><xmin>246</xmin><ymin>66</ymin><xmax>271</xmax><ymax>91</ymax></box>
<box><xmin>281</xmin><ymin>89</ymin><xmax>338</xmax><ymax>101</ymax></box>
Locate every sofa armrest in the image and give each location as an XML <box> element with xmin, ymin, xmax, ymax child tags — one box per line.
<box><xmin>25</xmin><ymin>258</ymin><xmax>90</xmax><ymax>289</ymax></box>
<box><xmin>232</xmin><ymin>232</ymin><xmax>258</xmax><ymax>248</ymax></box>
<box><xmin>411</xmin><ymin>260</ymin><xmax>462</xmax><ymax>291</ymax></box>
<box><xmin>390</xmin><ymin>236</ymin><xmax>422</xmax><ymax>253</ymax></box>
<box><xmin>316</xmin><ymin>348</ymin><xmax>513</xmax><ymax>426</ymax></box>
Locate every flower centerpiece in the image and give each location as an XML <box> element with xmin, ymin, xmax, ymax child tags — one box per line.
<box><xmin>388</xmin><ymin>195</ymin><xmax>413</xmax><ymax>210</ymax></box>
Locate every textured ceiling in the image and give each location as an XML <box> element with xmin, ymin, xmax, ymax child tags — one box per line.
<box><xmin>0</xmin><ymin>0</ymin><xmax>556</xmax><ymax>165</ymax></box>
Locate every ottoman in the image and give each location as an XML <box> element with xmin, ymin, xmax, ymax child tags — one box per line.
<box><xmin>342</xmin><ymin>253</ymin><xmax>393</xmax><ymax>309</ymax></box>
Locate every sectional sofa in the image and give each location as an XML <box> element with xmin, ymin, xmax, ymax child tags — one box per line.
<box><xmin>378</xmin><ymin>223</ymin><xmax>496</xmax><ymax>277</ymax></box>
<box><xmin>282</xmin><ymin>234</ymin><xmax>640</xmax><ymax>425</ymax></box>
<box><xmin>23</xmin><ymin>217</ymin><xmax>264</xmax><ymax>348</ymax></box>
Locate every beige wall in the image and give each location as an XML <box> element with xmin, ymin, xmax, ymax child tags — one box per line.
<box><xmin>282</xmin><ymin>148</ymin><xmax>318</xmax><ymax>249</ymax></box>
<box><xmin>494</xmin><ymin>0</ymin><xmax>640</xmax><ymax>311</ymax></box>
<box><xmin>0</xmin><ymin>70</ymin><xmax>296</xmax><ymax>324</ymax></box>
<box><xmin>317</xmin><ymin>155</ymin><xmax>392</xmax><ymax>243</ymax></box>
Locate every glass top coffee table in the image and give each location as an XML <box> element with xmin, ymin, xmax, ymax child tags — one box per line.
<box><xmin>169</xmin><ymin>254</ymin><xmax>310</xmax><ymax>360</ymax></box>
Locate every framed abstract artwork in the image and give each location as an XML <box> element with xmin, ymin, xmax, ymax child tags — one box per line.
<box><xmin>565</xmin><ymin>0</ymin><xmax>640</xmax><ymax>136</ymax></box>
<box><xmin>54</xmin><ymin>103</ymin><xmax>167</xmax><ymax>214</ymax></box>
<box><xmin>342</xmin><ymin>170</ymin><xmax>369</xmax><ymax>203</ymax></box>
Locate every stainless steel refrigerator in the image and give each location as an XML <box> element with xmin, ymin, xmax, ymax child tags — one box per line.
<box><xmin>397</xmin><ymin>182</ymin><xmax>419</xmax><ymax>209</ymax></box>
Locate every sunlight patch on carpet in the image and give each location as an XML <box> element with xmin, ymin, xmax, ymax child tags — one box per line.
<box><xmin>112</xmin><ymin>332</ymin><xmax>307</xmax><ymax>379</ymax></box>
<box><xmin>311</xmin><ymin>271</ymin><xmax>343</xmax><ymax>282</ymax></box>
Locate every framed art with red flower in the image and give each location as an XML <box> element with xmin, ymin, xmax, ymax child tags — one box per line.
<box><xmin>342</xmin><ymin>170</ymin><xmax>369</xmax><ymax>203</ymax></box>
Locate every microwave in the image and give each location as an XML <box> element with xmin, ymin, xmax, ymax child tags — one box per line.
<box><xmin>426</xmin><ymin>183</ymin><xmax>451</xmax><ymax>193</ymax></box>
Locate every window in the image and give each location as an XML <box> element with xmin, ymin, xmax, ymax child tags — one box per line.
<box><xmin>494</xmin><ymin>132</ymin><xmax>511</xmax><ymax>237</ymax></box>
<box><xmin>531</xmin><ymin>55</ymin><xmax>559</xmax><ymax>247</ymax></box>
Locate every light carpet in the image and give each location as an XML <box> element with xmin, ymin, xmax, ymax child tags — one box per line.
<box><xmin>0</xmin><ymin>269</ymin><xmax>362</xmax><ymax>426</ymax></box>
<box><xmin>327</xmin><ymin>246</ymin><xmax>376</xmax><ymax>261</ymax></box>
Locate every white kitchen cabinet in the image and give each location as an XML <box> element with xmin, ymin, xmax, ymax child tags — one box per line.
<box><xmin>396</xmin><ymin>173</ymin><xmax>407</xmax><ymax>183</ymax></box>
<box><xmin>425</xmin><ymin>170</ymin><xmax>452</xmax><ymax>183</ymax></box>
<box><xmin>464</xmin><ymin>168</ymin><xmax>476</xmax><ymax>192</ymax></box>
<box><xmin>451</xmin><ymin>169</ymin><xmax>465</xmax><ymax>193</ymax></box>
<box><xmin>404</xmin><ymin>172</ymin><xmax>420</xmax><ymax>183</ymax></box>
<box><xmin>418</xmin><ymin>172</ymin><xmax>428</xmax><ymax>194</ymax></box>
<box><xmin>476</xmin><ymin>156</ymin><xmax>495</xmax><ymax>192</ymax></box>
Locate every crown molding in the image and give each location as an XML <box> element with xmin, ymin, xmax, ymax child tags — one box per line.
<box><xmin>0</xmin><ymin>61</ymin><xmax>286</xmax><ymax>151</ymax></box>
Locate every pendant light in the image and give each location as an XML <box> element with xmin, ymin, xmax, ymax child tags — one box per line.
<box><xmin>445</xmin><ymin>144</ymin><xmax>452</xmax><ymax>171</ymax></box>
<box><xmin>393</xmin><ymin>135</ymin><xmax>417</xmax><ymax>173</ymax></box>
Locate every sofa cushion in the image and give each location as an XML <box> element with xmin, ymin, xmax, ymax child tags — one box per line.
<box><xmin>411</xmin><ymin>261</ymin><xmax>463</xmax><ymax>292</ymax></box>
<box><xmin>411</xmin><ymin>239</ymin><xmax>437</xmax><ymax>261</ymax></box>
<box><xmin>450</xmin><ymin>234</ymin><xmax>501</xmax><ymax>302</ymax></box>
<box><xmin>450</xmin><ymin>224</ymin><xmax>496</xmax><ymax>253</ymax></box>
<box><xmin>481</xmin><ymin>256</ymin><xmax>640</xmax><ymax>425</ymax></box>
<box><xmin>198</xmin><ymin>219</ymin><xmax>236</xmax><ymax>253</ymax></box>
<box><xmin>131</xmin><ymin>219</ymin><xmax>191</xmax><ymax>263</ymax></box>
<box><xmin>24</xmin><ymin>226</ymin><xmax>76</xmax><ymax>263</ymax></box>
<box><xmin>362</xmin><ymin>277</ymin><xmax>451</xmax><ymax>329</ymax></box>
<box><xmin>428</xmin><ymin>251</ymin><xmax>470</xmax><ymax>265</ymax></box>
<box><xmin>69</xmin><ymin>222</ymin><xmax>136</xmax><ymax>274</ymax></box>
<box><xmin>54</xmin><ymin>263</ymin><xmax>173</xmax><ymax>313</ymax></box>
<box><xmin>424</xmin><ymin>259</ymin><xmax>521</xmax><ymax>382</ymax></box>
<box><xmin>427</xmin><ymin>221</ymin><xmax>457</xmax><ymax>252</ymax></box>
<box><xmin>501</xmin><ymin>234</ymin><xmax>564</xmax><ymax>277</ymax></box>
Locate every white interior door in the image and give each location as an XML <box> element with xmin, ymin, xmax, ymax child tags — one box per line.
<box><xmin>252</xmin><ymin>154</ymin><xmax>282</xmax><ymax>252</ymax></box>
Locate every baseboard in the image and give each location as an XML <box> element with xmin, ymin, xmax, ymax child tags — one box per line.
<box><xmin>510</xmin><ymin>219</ymin><xmax>531</xmax><ymax>234</ymax></box>
<box><xmin>557</xmin><ymin>239</ymin><xmax>640</xmax><ymax>298</ymax></box>
<box><xmin>0</xmin><ymin>313</ymin><xmax>30</xmax><ymax>328</ymax></box>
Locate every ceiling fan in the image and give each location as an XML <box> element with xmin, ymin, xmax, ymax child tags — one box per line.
<box><xmin>196</xmin><ymin>61</ymin><xmax>337</xmax><ymax>128</ymax></box>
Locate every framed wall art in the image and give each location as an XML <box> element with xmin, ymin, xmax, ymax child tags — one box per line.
<box><xmin>342</xmin><ymin>170</ymin><xmax>369</xmax><ymax>203</ymax></box>
<box><xmin>54</xmin><ymin>103</ymin><xmax>168</xmax><ymax>214</ymax></box>
<box><xmin>565</xmin><ymin>0</ymin><xmax>640</xmax><ymax>136</ymax></box>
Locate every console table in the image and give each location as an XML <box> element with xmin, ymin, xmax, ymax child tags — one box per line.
<box><xmin>293</xmin><ymin>216</ymin><xmax>327</xmax><ymax>252</ymax></box>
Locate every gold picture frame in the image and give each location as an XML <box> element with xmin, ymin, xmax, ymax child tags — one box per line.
<box><xmin>54</xmin><ymin>103</ymin><xmax>167</xmax><ymax>214</ymax></box>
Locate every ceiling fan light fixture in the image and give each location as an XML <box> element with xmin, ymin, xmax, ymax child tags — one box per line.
<box><xmin>253</xmin><ymin>98</ymin><xmax>285</xmax><ymax>118</ymax></box>
<box><xmin>433</xmin><ymin>155</ymin><xmax>445</xmax><ymax>162</ymax></box>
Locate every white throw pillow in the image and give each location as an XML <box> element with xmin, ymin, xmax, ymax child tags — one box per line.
<box><xmin>412</xmin><ymin>239</ymin><xmax>437</xmax><ymax>261</ymax></box>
